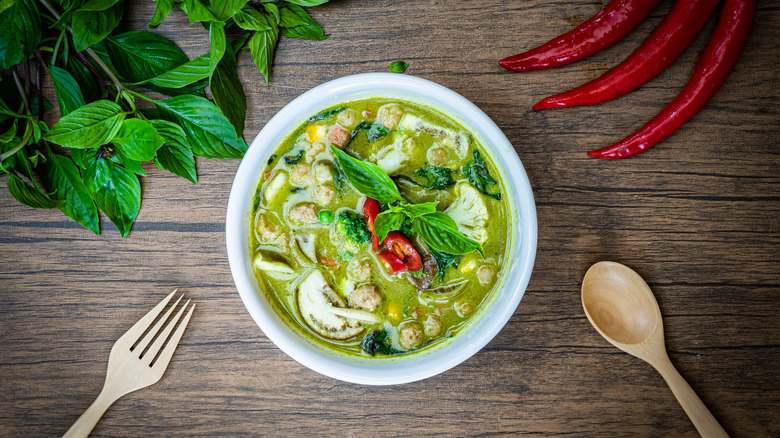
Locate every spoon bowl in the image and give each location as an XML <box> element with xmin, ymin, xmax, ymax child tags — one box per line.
<box><xmin>581</xmin><ymin>261</ymin><xmax>728</xmax><ymax>438</ymax></box>
<box><xmin>582</xmin><ymin>261</ymin><xmax>661</xmax><ymax>347</ymax></box>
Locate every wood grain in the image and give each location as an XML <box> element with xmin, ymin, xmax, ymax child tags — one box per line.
<box><xmin>1</xmin><ymin>0</ymin><xmax>779</xmax><ymax>436</ymax></box>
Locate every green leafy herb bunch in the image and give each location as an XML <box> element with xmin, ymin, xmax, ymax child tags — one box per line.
<box><xmin>0</xmin><ymin>0</ymin><xmax>331</xmax><ymax>237</ymax></box>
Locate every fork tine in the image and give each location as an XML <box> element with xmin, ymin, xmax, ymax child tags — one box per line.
<box><xmin>145</xmin><ymin>299</ymin><xmax>191</xmax><ymax>367</ymax></box>
<box><xmin>133</xmin><ymin>294</ymin><xmax>183</xmax><ymax>357</ymax></box>
<box><xmin>151</xmin><ymin>303</ymin><xmax>195</xmax><ymax>371</ymax></box>
<box><xmin>116</xmin><ymin>290</ymin><xmax>177</xmax><ymax>347</ymax></box>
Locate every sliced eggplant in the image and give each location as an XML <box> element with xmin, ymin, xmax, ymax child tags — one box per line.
<box><xmin>294</xmin><ymin>233</ymin><xmax>317</xmax><ymax>264</ymax></box>
<box><xmin>253</xmin><ymin>251</ymin><xmax>295</xmax><ymax>274</ymax></box>
<box><xmin>421</xmin><ymin>279</ymin><xmax>470</xmax><ymax>301</ymax></box>
<box><xmin>324</xmin><ymin>304</ymin><xmax>381</xmax><ymax>323</ymax></box>
<box><xmin>296</xmin><ymin>270</ymin><xmax>364</xmax><ymax>340</ymax></box>
<box><xmin>263</xmin><ymin>170</ymin><xmax>289</xmax><ymax>206</ymax></box>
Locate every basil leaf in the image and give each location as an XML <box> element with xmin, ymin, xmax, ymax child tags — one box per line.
<box><xmin>279</xmin><ymin>4</ymin><xmax>328</xmax><ymax>40</ymax></box>
<box><xmin>149</xmin><ymin>119</ymin><xmax>197</xmax><ymax>183</ymax></box>
<box><xmin>233</xmin><ymin>5</ymin><xmax>274</xmax><ymax>31</ymax></box>
<box><xmin>0</xmin><ymin>119</ymin><xmax>17</xmax><ymax>144</ymax></box>
<box><xmin>248</xmin><ymin>25</ymin><xmax>279</xmax><ymax>84</ymax></box>
<box><xmin>388</xmin><ymin>60</ymin><xmax>408</xmax><ymax>73</ymax></box>
<box><xmin>7</xmin><ymin>174</ymin><xmax>63</xmax><ymax>209</ymax></box>
<box><xmin>49</xmin><ymin>65</ymin><xmax>86</xmax><ymax>116</ymax></box>
<box><xmin>0</xmin><ymin>0</ymin><xmax>41</xmax><ymax>70</ymax></box>
<box><xmin>71</xmin><ymin>1</ymin><xmax>123</xmax><ymax>51</ymax></box>
<box><xmin>412</xmin><ymin>212</ymin><xmax>484</xmax><ymax>256</ymax></box>
<box><xmin>462</xmin><ymin>149</ymin><xmax>501</xmax><ymax>200</ymax></box>
<box><xmin>401</xmin><ymin>201</ymin><xmax>438</xmax><ymax>218</ymax></box>
<box><xmin>81</xmin><ymin>153</ymin><xmax>140</xmax><ymax>238</ymax></box>
<box><xmin>111</xmin><ymin>118</ymin><xmax>165</xmax><ymax>161</ymax></box>
<box><xmin>3</xmin><ymin>139</ymin><xmax>35</xmax><ymax>181</ymax></box>
<box><xmin>308</xmin><ymin>107</ymin><xmax>345</xmax><ymax>122</ymax></box>
<box><xmin>210</xmin><ymin>41</ymin><xmax>246</xmax><ymax>136</ymax></box>
<box><xmin>330</xmin><ymin>145</ymin><xmax>402</xmax><ymax>204</ymax></box>
<box><xmin>44</xmin><ymin>152</ymin><xmax>100</xmax><ymax>234</ymax></box>
<box><xmin>137</xmin><ymin>54</ymin><xmax>210</xmax><ymax>89</ymax></box>
<box><xmin>65</xmin><ymin>56</ymin><xmax>99</xmax><ymax>103</ymax></box>
<box><xmin>373</xmin><ymin>210</ymin><xmax>404</xmax><ymax>243</ymax></box>
<box><xmin>283</xmin><ymin>149</ymin><xmax>304</xmax><ymax>165</ymax></box>
<box><xmin>367</xmin><ymin>123</ymin><xmax>400</xmax><ymax>142</ymax></box>
<box><xmin>154</xmin><ymin>95</ymin><xmax>247</xmax><ymax>159</ymax></box>
<box><xmin>208</xmin><ymin>21</ymin><xmax>226</xmax><ymax>76</ymax></box>
<box><xmin>104</xmin><ymin>31</ymin><xmax>190</xmax><ymax>82</ymax></box>
<box><xmin>262</xmin><ymin>2</ymin><xmax>280</xmax><ymax>23</ymax></box>
<box><xmin>44</xmin><ymin>100</ymin><xmax>126</xmax><ymax>149</ymax></box>
<box><xmin>415</xmin><ymin>166</ymin><xmax>456</xmax><ymax>190</ymax></box>
<box><xmin>149</xmin><ymin>0</ymin><xmax>173</xmax><ymax>28</ymax></box>
<box><xmin>79</xmin><ymin>0</ymin><xmax>119</xmax><ymax>11</ymax></box>
<box><xmin>230</xmin><ymin>32</ymin><xmax>251</xmax><ymax>53</ymax></box>
<box><xmin>109</xmin><ymin>147</ymin><xmax>146</xmax><ymax>176</ymax></box>
<box><xmin>187</xmin><ymin>0</ymin><xmax>244</xmax><ymax>22</ymax></box>
<box><xmin>430</xmin><ymin>248</ymin><xmax>459</xmax><ymax>281</ymax></box>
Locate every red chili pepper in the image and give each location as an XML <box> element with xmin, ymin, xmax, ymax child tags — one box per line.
<box><xmin>588</xmin><ymin>0</ymin><xmax>757</xmax><ymax>159</ymax></box>
<box><xmin>318</xmin><ymin>257</ymin><xmax>339</xmax><ymax>268</ymax></box>
<box><xmin>378</xmin><ymin>250</ymin><xmax>409</xmax><ymax>274</ymax></box>
<box><xmin>499</xmin><ymin>0</ymin><xmax>662</xmax><ymax>72</ymax></box>
<box><xmin>363</xmin><ymin>197</ymin><xmax>380</xmax><ymax>251</ymax></box>
<box><xmin>534</xmin><ymin>0</ymin><xmax>720</xmax><ymax>110</ymax></box>
<box><xmin>384</xmin><ymin>231</ymin><xmax>423</xmax><ymax>272</ymax></box>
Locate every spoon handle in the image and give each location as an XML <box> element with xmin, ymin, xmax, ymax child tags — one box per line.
<box><xmin>653</xmin><ymin>358</ymin><xmax>729</xmax><ymax>438</ymax></box>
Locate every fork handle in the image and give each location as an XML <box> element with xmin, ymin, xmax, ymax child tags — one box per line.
<box><xmin>63</xmin><ymin>387</ymin><xmax>121</xmax><ymax>438</ymax></box>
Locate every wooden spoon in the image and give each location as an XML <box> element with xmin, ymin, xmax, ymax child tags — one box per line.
<box><xmin>581</xmin><ymin>261</ymin><xmax>728</xmax><ymax>438</ymax></box>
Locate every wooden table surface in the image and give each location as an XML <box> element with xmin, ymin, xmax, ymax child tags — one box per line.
<box><xmin>2</xmin><ymin>0</ymin><xmax>779</xmax><ymax>436</ymax></box>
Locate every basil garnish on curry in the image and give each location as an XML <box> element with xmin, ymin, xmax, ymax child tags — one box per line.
<box><xmin>250</xmin><ymin>98</ymin><xmax>508</xmax><ymax>357</ymax></box>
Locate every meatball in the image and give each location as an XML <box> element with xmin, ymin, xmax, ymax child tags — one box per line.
<box><xmin>399</xmin><ymin>322</ymin><xmax>423</xmax><ymax>350</ymax></box>
<box><xmin>336</xmin><ymin>108</ymin><xmax>360</xmax><ymax>129</ymax></box>
<box><xmin>349</xmin><ymin>285</ymin><xmax>381</xmax><ymax>312</ymax></box>
<box><xmin>288</xmin><ymin>203</ymin><xmax>318</xmax><ymax>224</ymax></box>
<box><xmin>377</xmin><ymin>104</ymin><xmax>403</xmax><ymax>130</ymax></box>
<box><xmin>477</xmin><ymin>265</ymin><xmax>496</xmax><ymax>285</ymax></box>
<box><xmin>313</xmin><ymin>160</ymin><xmax>334</xmax><ymax>183</ymax></box>
<box><xmin>328</xmin><ymin>125</ymin><xmax>350</xmax><ymax>148</ymax></box>
<box><xmin>314</xmin><ymin>184</ymin><xmax>336</xmax><ymax>206</ymax></box>
<box><xmin>427</xmin><ymin>146</ymin><xmax>449</xmax><ymax>166</ymax></box>
<box><xmin>423</xmin><ymin>314</ymin><xmax>442</xmax><ymax>337</ymax></box>
<box><xmin>347</xmin><ymin>256</ymin><xmax>372</xmax><ymax>282</ymax></box>
<box><xmin>290</xmin><ymin>163</ymin><xmax>315</xmax><ymax>187</ymax></box>
<box><xmin>255</xmin><ymin>213</ymin><xmax>281</xmax><ymax>242</ymax></box>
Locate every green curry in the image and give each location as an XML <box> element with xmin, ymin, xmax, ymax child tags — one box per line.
<box><xmin>250</xmin><ymin>98</ymin><xmax>509</xmax><ymax>358</ymax></box>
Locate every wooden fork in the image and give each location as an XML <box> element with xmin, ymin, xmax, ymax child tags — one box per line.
<box><xmin>63</xmin><ymin>291</ymin><xmax>195</xmax><ymax>438</ymax></box>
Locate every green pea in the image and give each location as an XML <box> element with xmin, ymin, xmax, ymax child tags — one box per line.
<box><xmin>318</xmin><ymin>209</ymin><xmax>334</xmax><ymax>224</ymax></box>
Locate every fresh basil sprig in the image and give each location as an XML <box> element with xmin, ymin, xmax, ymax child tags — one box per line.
<box><xmin>330</xmin><ymin>145</ymin><xmax>484</xmax><ymax>256</ymax></box>
<box><xmin>330</xmin><ymin>145</ymin><xmax>403</xmax><ymax>204</ymax></box>
<box><xmin>0</xmin><ymin>0</ymin><xmax>333</xmax><ymax>237</ymax></box>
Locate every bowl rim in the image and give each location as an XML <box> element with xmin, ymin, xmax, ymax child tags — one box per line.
<box><xmin>226</xmin><ymin>73</ymin><xmax>537</xmax><ymax>385</ymax></box>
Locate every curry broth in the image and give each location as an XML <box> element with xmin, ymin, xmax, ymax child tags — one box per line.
<box><xmin>250</xmin><ymin>98</ymin><xmax>509</xmax><ymax>358</ymax></box>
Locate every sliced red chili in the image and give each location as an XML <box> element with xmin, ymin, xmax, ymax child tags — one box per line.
<box><xmin>384</xmin><ymin>231</ymin><xmax>423</xmax><ymax>272</ymax></box>
<box><xmin>378</xmin><ymin>250</ymin><xmax>408</xmax><ymax>274</ymax></box>
<box><xmin>363</xmin><ymin>197</ymin><xmax>380</xmax><ymax>251</ymax></box>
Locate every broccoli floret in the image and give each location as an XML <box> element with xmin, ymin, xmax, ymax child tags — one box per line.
<box><xmin>335</xmin><ymin>211</ymin><xmax>371</xmax><ymax>250</ymax></box>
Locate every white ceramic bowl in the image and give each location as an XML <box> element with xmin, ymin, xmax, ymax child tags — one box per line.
<box><xmin>226</xmin><ymin>73</ymin><xmax>537</xmax><ymax>385</ymax></box>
